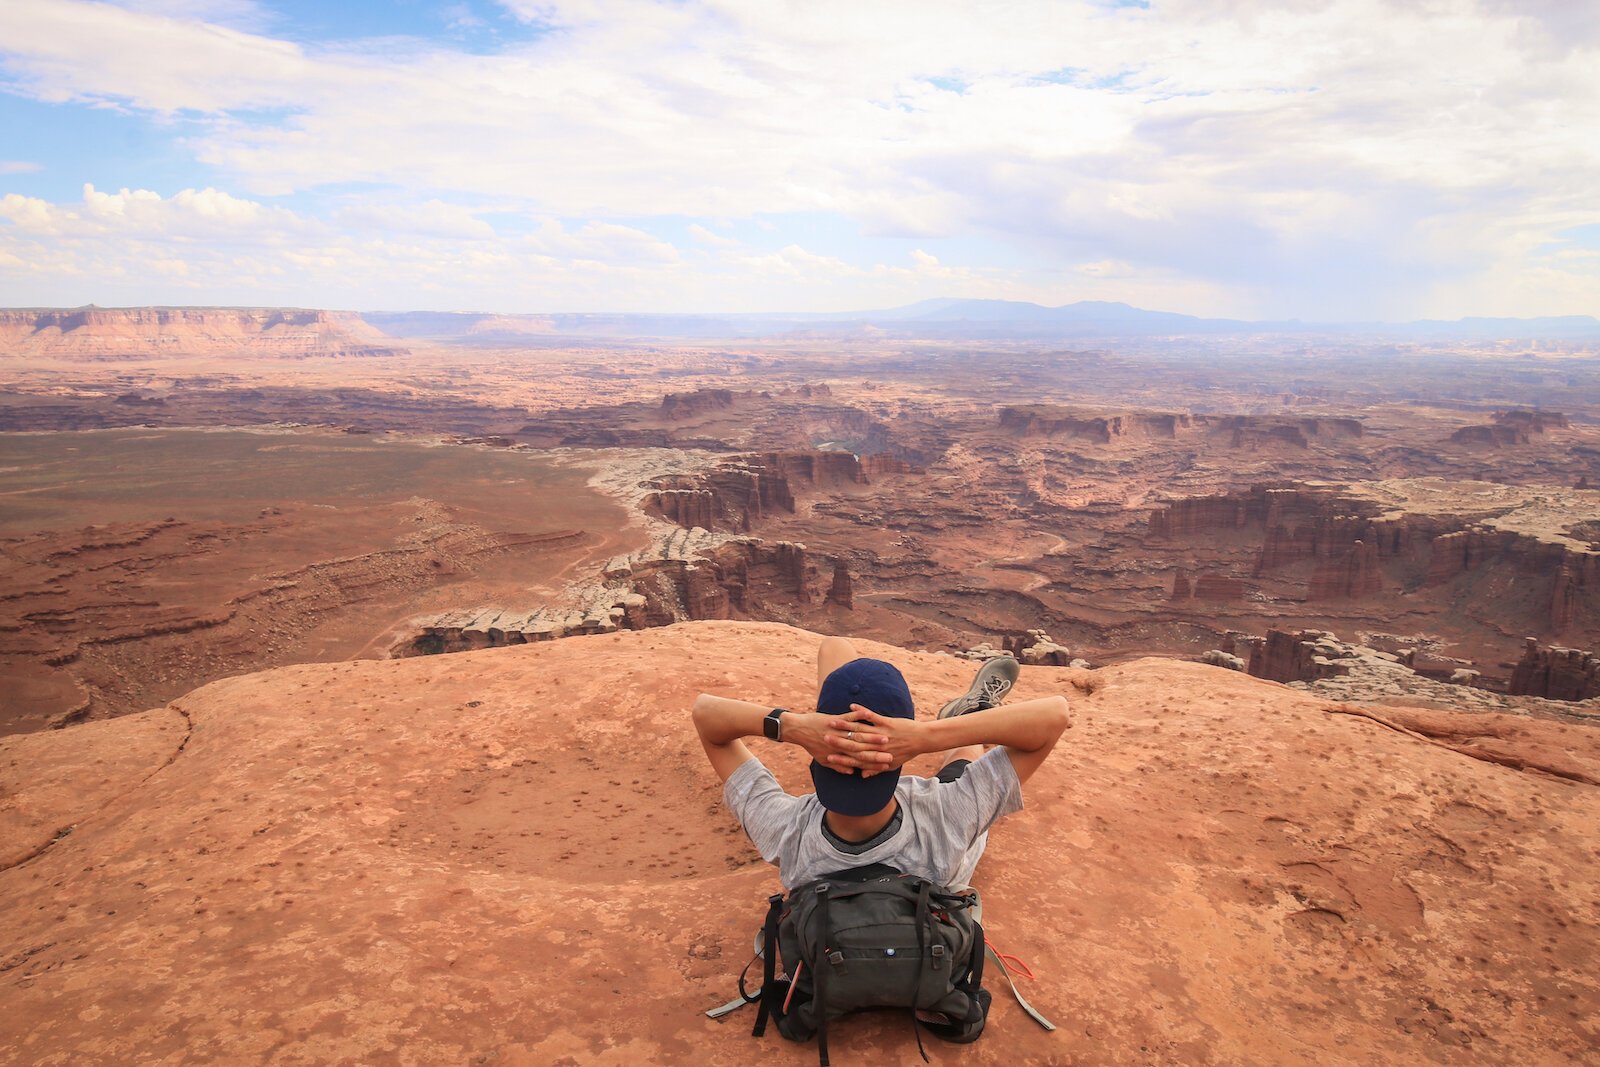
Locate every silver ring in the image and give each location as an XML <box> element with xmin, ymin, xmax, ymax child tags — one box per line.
<box><xmin>848</xmin><ymin>730</ymin><xmax>854</xmax><ymax>740</ymax></box>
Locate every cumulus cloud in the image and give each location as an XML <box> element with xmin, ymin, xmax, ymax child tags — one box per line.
<box><xmin>335</xmin><ymin>199</ymin><xmax>496</xmax><ymax>239</ymax></box>
<box><xmin>523</xmin><ymin>220</ymin><xmax>682</xmax><ymax>264</ymax></box>
<box><xmin>102</xmin><ymin>0</ymin><xmax>268</xmax><ymax>30</ymax></box>
<box><xmin>687</xmin><ymin>223</ymin><xmax>737</xmax><ymax>247</ymax></box>
<box><xmin>0</xmin><ymin>0</ymin><xmax>1597</xmax><ymax>316</ymax></box>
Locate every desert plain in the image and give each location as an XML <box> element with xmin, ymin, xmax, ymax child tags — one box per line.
<box><xmin>2</xmin><ymin>306</ymin><xmax>1599</xmax><ymax>1064</ymax></box>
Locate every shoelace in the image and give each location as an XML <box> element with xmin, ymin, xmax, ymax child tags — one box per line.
<box><xmin>979</xmin><ymin>675</ymin><xmax>1011</xmax><ymax>701</ymax></box>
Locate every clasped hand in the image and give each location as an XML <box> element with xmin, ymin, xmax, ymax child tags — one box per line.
<box><xmin>787</xmin><ymin>703</ymin><xmax>925</xmax><ymax>778</ymax></box>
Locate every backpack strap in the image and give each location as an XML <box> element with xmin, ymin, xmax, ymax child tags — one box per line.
<box><xmin>907</xmin><ymin>879</ymin><xmax>933</xmax><ymax>1063</ymax></box>
<box><xmin>984</xmin><ymin>941</ymin><xmax>1057</xmax><ymax>1031</ymax></box>
<box><xmin>814</xmin><ymin>882</ymin><xmax>832</xmax><ymax>1067</ymax></box>
<box><xmin>966</xmin><ymin>886</ymin><xmax>1056</xmax><ymax>1031</ymax></box>
<box><xmin>966</xmin><ymin>918</ymin><xmax>987</xmax><ymax>995</ymax></box>
<box><xmin>751</xmin><ymin>893</ymin><xmax>785</xmax><ymax>1038</ymax></box>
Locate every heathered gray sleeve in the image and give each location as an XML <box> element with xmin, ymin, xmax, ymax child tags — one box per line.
<box><xmin>926</xmin><ymin>747</ymin><xmax>1023</xmax><ymax>843</ymax></box>
<box><xmin>722</xmin><ymin>757</ymin><xmax>805</xmax><ymax>866</ymax></box>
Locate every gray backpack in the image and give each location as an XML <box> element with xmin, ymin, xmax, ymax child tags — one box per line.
<box><xmin>706</xmin><ymin>865</ymin><xmax>1057</xmax><ymax>1063</ymax></box>
<box><xmin>752</xmin><ymin>864</ymin><xmax>990</xmax><ymax>1065</ymax></box>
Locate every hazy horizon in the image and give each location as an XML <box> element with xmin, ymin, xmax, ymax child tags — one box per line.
<box><xmin>8</xmin><ymin>296</ymin><xmax>1600</xmax><ymax>332</ymax></box>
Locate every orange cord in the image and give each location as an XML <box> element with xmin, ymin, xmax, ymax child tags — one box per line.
<box><xmin>985</xmin><ymin>938</ymin><xmax>1037</xmax><ymax>980</ymax></box>
<box><xmin>782</xmin><ymin>960</ymin><xmax>805</xmax><ymax>1012</ymax></box>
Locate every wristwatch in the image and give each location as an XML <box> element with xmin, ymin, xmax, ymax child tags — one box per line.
<box><xmin>762</xmin><ymin>707</ymin><xmax>789</xmax><ymax>742</ymax></box>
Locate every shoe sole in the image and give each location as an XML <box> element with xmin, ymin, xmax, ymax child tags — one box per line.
<box><xmin>938</xmin><ymin>656</ymin><xmax>1020</xmax><ymax>719</ymax></box>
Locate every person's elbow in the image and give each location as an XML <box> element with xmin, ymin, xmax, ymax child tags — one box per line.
<box><xmin>1043</xmin><ymin>695</ymin><xmax>1071</xmax><ymax>737</ymax></box>
<box><xmin>691</xmin><ymin>693</ymin><xmax>720</xmax><ymax>741</ymax></box>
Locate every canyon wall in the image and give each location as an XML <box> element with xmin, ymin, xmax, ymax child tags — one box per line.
<box><xmin>998</xmin><ymin>406</ymin><xmax>1191</xmax><ymax>442</ymax></box>
<box><xmin>398</xmin><ymin>537</ymin><xmax>856</xmax><ymax>656</ymax></box>
<box><xmin>1509</xmin><ymin>639</ymin><xmax>1600</xmax><ymax>701</ymax></box>
<box><xmin>999</xmin><ymin>406</ymin><xmax>1363</xmax><ymax>449</ymax></box>
<box><xmin>1451</xmin><ymin>409</ymin><xmax>1571</xmax><ymax>447</ymax></box>
<box><xmin>0</xmin><ymin>307</ymin><xmax>406</xmax><ymax>359</ymax></box>
<box><xmin>1147</xmin><ymin>482</ymin><xmax>1600</xmax><ymax>632</ymax></box>
<box><xmin>643</xmin><ymin>449</ymin><xmax>883</xmax><ymax>532</ymax></box>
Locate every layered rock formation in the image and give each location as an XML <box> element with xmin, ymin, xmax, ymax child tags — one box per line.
<box><xmin>660</xmin><ymin>387</ymin><xmax>737</xmax><ymax>420</ymax></box>
<box><xmin>1308</xmin><ymin>538</ymin><xmax>1383</xmax><ymax>599</ymax></box>
<box><xmin>396</xmin><ymin>532</ymin><xmax>854</xmax><ymax>657</ymax></box>
<box><xmin>1451</xmin><ymin>409</ymin><xmax>1570</xmax><ymax>447</ymax></box>
<box><xmin>644</xmin><ymin>450</ymin><xmax>883</xmax><ymax>533</ymax></box>
<box><xmin>997</xmin><ymin>406</ymin><xmax>1362</xmax><ymax>450</ymax></box>
<box><xmin>1003</xmin><ymin>629</ymin><xmax>1074</xmax><ymax>665</ymax></box>
<box><xmin>1246</xmin><ymin>629</ymin><xmax>1361</xmax><ymax>684</ymax></box>
<box><xmin>1510</xmin><ymin>639</ymin><xmax>1600</xmax><ymax>701</ymax></box>
<box><xmin>3</xmin><ymin>623</ymin><xmax>1597</xmax><ymax>1063</ymax></box>
<box><xmin>1147</xmin><ymin>480</ymin><xmax>1600</xmax><ymax>637</ymax></box>
<box><xmin>999</xmin><ymin>405</ymin><xmax>1191</xmax><ymax>441</ymax></box>
<box><xmin>1232</xmin><ymin>627</ymin><xmax>1600</xmax><ymax>711</ymax></box>
<box><xmin>0</xmin><ymin>307</ymin><xmax>405</xmax><ymax>359</ymax></box>
<box><xmin>6</xmin><ymin>328</ymin><xmax>1599</xmax><ymax>731</ymax></box>
<box><xmin>827</xmin><ymin>560</ymin><xmax>854</xmax><ymax>608</ymax></box>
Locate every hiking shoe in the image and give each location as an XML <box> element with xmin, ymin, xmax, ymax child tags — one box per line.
<box><xmin>938</xmin><ymin>656</ymin><xmax>1020</xmax><ymax>719</ymax></box>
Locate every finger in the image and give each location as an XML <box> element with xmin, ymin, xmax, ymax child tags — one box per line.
<box><xmin>826</xmin><ymin>750</ymin><xmax>893</xmax><ymax>769</ymax></box>
<box><xmin>824</xmin><ymin>727</ymin><xmax>877</xmax><ymax>750</ymax></box>
<box><xmin>846</xmin><ymin>704</ymin><xmax>882</xmax><ymax>723</ymax></box>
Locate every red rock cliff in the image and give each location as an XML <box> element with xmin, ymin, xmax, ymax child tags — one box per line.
<box><xmin>0</xmin><ymin>307</ymin><xmax>406</xmax><ymax>359</ymax></box>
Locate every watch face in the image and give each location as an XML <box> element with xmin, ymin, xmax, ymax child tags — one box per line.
<box><xmin>764</xmin><ymin>708</ymin><xmax>784</xmax><ymax>740</ymax></box>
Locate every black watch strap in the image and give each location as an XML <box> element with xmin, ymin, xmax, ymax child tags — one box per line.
<box><xmin>763</xmin><ymin>707</ymin><xmax>789</xmax><ymax>741</ymax></box>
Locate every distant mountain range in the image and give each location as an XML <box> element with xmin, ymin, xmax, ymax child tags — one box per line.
<box><xmin>363</xmin><ymin>299</ymin><xmax>1600</xmax><ymax>342</ymax></box>
<box><xmin>2</xmin><ymin>302</ymin><xmax>1594</xmax><ymax>347</ymax></box>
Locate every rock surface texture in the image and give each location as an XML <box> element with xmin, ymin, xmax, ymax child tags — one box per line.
<box><xmin>3</xmin><ymin>622</ymin><xmax>1597</xmax><ymax>1064</ymax></box>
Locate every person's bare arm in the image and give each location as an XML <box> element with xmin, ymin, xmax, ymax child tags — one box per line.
<box><xmin>840</xmin><ymin>695</ymin><xmax>1070</xmax><ymax>784</ymax></box>
<box><xmin>692</xmin><ymin>694</ymin><xmax>895</xmax><ymax>783</ymax></box>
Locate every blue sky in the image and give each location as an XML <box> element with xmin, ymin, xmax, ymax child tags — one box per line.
<box><xmin>1</xmin><ymin>0</ymin><xmax>1597</xmax><ymax>319</ymax></box>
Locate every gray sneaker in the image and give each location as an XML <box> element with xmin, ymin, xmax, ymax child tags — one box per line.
<box><xmin>938</xmin><ymin>656</ymin><xmax>1020</xmax><ymax>719</ymax></box>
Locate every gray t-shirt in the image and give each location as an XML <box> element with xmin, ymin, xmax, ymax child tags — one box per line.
<box><xmin>723</xmin><ymin>747</ymin><xmax>1023</xmax><ymax>891</ymax></box>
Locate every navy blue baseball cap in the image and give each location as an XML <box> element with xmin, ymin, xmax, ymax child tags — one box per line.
<box><xmin>810</xmin><ymin>657</ymin><xmax>915</xmax><ymax>816</ymax></box>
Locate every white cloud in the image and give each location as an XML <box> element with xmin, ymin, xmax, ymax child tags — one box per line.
<box><xmin>0</xmin><ymin>0</ymin><xmax>1597</xmax><ymax>316</ymax></box>
<box><xmin>687</xmin><ymin>222</ymin><xmax>737</xmax><ymax>247</ymax></box>
<box><xmin>523</xmin><ymin>220</ymin><xmax>681</xmax><ymax>264</ymax></box>
<box><xmin>335</xmin><ymin>199</ymin><xmax>495</xmax><ymax>239</ymax></box>
<box><xmin>103</xmin><ymin>0</ymin><xmax>268</xmax><ymax>28</ymax></box>
<box><xmin>0</xmin><ymin>161</ymin><xmax>43</xmax><ymax>175</ymax></box>
<box><xmin>0</xmin><ymin>193</ymin><xmax>58</xmax><ymax>231</ymax></box>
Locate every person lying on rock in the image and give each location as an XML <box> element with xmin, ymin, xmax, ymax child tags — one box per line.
<box><xmin>692</xmin><ymin>636</ymin><xmax>1071</xmax><ymax>891</ymax></box>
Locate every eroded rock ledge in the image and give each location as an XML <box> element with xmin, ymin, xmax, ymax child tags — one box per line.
<box><xmin>394</xmin><ymin>450</ymin><xmax>873</xmax><ymax>657</ymax></box>
<box><xmin>1147</xmin><ymin>478</ymin><xmax>1600</xmax><ymax>632</ymax></box>
<box><xmin>1218</xmin><ymin>627</ymin><xmax>1600</xmax><ymax>715</ymax></box>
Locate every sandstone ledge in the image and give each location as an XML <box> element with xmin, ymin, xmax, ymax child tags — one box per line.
<box><xmin>2</xmin><ymin>622</ymin><xmax>1597</xmax><ymax>1064</ymax></box>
